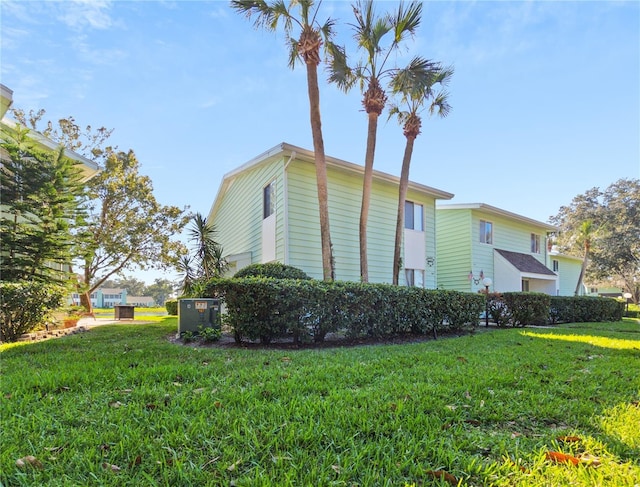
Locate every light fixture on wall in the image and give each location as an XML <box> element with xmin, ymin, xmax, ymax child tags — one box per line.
<box><xmin>426</xmin><ymin>256</ymin><xmax>435</xmax><ymax>267</ymax></box>
<box><xmin>468</xmin><ymin>270</ymin><xmax>484</xmax><ymax>285</ymax></box>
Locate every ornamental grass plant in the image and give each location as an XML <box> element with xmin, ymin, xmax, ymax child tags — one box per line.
<box><xmin>1</xmin><ymin>318</ymin><xmax>638</xmax><ymax>486</ymax></box>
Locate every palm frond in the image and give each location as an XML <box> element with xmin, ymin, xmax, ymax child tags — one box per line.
<box><xmin>429</xmin><ymin>90</ymin><xmax>452</xmax><ymax>118</ymax></box>
<box><xmin>392</xmin><ymin>1</ymin><xmax>422</xmax><ymax>44</ymax></box>
<box><xmin>326</xmin><ymin>42</ymin><xmax>356</xmax><ymax>92</ymax></box>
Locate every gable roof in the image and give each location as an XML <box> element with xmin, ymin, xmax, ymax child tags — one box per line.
<box><xmin>436</xmin><ymin>202</ymin><xmax>557</xmax><ymax>232</ymax></box>
<box><xmin>209</xmin><ymin>142</ymin><xmax>454</xmax><ymax>218</ymax></box>
<box><xmin>495</xmin><ymin>249</ymin><xmax>556</xmax><ymax>276</ymax></box>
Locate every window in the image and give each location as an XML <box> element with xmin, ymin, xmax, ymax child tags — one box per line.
<box><xmin>263</xmin><ymin>181</ymin><xmax>275</xmax><ymax>219</ymax></box>
<box><xmin>405</xmin><ymin>269</ymin><xmax>425</xmax><ymax>287</ymax></box>
<box><xmin>531</xmin><ymin>233</ymin><xmax>540</xmax><ymax>253</ymax></box>
<box><xmin>480</xmin><ymin>220</ymin><xmax>493</xmax><ymax>244</ymax></box>
<box><xmin>522</xmin><ymin>279</ymin><xmax>530</xmax><ymax>292</ymax></box>
<box><xmin>404</xmin><ymin>201</ymin><xmax>423</xmax><ymax>231</ymax></box>
<box><xmin>552</xmin><ymin>259</ymin><xmax>559</xmax><ymax>272</ymax></box>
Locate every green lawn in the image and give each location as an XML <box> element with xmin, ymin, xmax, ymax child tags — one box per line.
<box><xmin>1</xmin><ymin>319</ymin><xmax>638</xmax><ymax>486</ymax></box>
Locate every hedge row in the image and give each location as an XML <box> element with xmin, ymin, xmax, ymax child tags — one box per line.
<box><xmin>165</xmin><ymin>300</ymin><xmax>178</xmax><ymax>316</ymax></box>
<box><xmin>205</xmin><ymin>278</ymin><xmax>485</xmax><ymax>344</ymax></box>
<box><xmin>487</xmin><ymin>292</ymin><xmax>624</xmax><ymax>327</ymax></box>
<box><xmin>0</xmin><ymin>282</ymin><xmax>67</xmax><ymax>342</ymax></box>
<box><xmin>549</xmin><ymin>295</ymin><xmax>624</xmax><ymax>324</ymax></box>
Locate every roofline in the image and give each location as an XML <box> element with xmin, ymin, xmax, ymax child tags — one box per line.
<box><xmin>436</xmin><ymin>202</ymin><xmax>557</xmax><ymax>231</ymax></box>
<box><xmin>208</xmin><ymin>142</ymin><xmax>454</xmax><ymax>218</ymax></box>
<box><xmin>1</xmin><ymin>117</ymin><xmax>101</xmax><ymax>179</ymax></box>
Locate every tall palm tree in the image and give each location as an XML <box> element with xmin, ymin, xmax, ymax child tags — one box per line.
<box><xmin>231</xmin><ymin>0</ymin><xmax>336</xmax><ymax>280</ymax></box>
<box><xmin>329</xmin><ymin>0</ymin><xmax>422</xmax><ymax>282</ymax></box>
<box><xmin>188</xmin><ymin>213</ymin><xmax>226</xmax><ymax>279</ymax></box>
<box><xmin>574</xmin><ymin>220</ymin><xmax>593</xmax><ymax>296</ymax></box>
<box><xmin>388</xmin><ymin>59</ymin><xmax>452</xmax><ymax>285</ymax></box>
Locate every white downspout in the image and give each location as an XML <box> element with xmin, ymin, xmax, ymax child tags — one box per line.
<box><xmin>283</xmin><ymin>151</ymin><xmax>296</xmax><ymax>265</ymax></box>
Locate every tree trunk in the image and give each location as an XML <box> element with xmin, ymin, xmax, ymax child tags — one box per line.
<box><xmin>359</xmin><ymin>112</ymin><xmax>379</xmax><ymax>282</ymax></box>
<box><xmin>306</xmin><ymin>61</ymin><xmax>334</xmax><ymax>281</ymax></box>
<box><xmin>574</xmin><ymin>250</ymin><xmax>589</xmax><ymax>296</ymax></box>
<box><xmin>79</xmin><ymin>291</ymin><xmax>93</xmax><ymax>313</ymax></box>
<box><xmin>393</xmin><ymin>135</ymin><xmax>416</xmax><ymax>285</ymax></box>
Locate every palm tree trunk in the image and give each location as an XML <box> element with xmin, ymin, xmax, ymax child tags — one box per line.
<box><xmin>360</xmin><ymin>112</ymin><xmax>379</xmax><ymax>282</ymax></box>
<box><xmin>574</xmin><ymin>251</ymin><xmax>589</xmax><ymax>296</ymax></box>
<box><xmin>393</xmin><ymin>135</ymin><xmax>416</xmax><ymax>285</ymax></box>
<box><xmin>306</xmin><ymin>61</ymin><xmax>334</xmax><ymax>281</ymax></box>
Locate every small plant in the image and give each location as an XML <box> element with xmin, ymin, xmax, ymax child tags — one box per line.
<box><xmin>181</xmin><ymin>331</ymin><xmax>195</xmax><ymax>343</ymax></box>
<box><xmin>198</xmin><ymin>325</ymin><xmax>221</xmax><ymax>343</ymax></box>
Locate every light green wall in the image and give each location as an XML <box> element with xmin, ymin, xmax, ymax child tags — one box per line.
<box><xmin>210</xmin><ymin>156</ymin><xmax>285</xmax><ymax>267</ymax></box>
<box><xmin>553</xmin><ymin>255</ymin><xmax>582</xmax><ymax>296</ymax></box>
<box><xmin>436</xmin><ymin>210</ymin><xmax>473</xmax><ymax>291</ymax></box>
<box><xmin>213</xmin><ymin>154</ymin><xmax>441</xmax><ymax>285</ymax></box>
<box><xmin>437</xmin><ymin>207</ymin><xmax>553</xmax><ymax>293</ymax></box>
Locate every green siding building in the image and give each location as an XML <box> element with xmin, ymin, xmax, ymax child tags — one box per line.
<box><xmin>436</xmin><ymin>203</ymin><xmax>582</xmax><ymax>296</ymax></box>
<box><xmin>208</xmin><ymin>142</ymin><xmax>453</xmax><ymax>286</ymax></box>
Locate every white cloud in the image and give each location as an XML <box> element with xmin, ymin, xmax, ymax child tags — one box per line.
<box><xmin>56</xmin><ymin>0</ymin><xmax>115</xmax><ymax>30</ymax></box>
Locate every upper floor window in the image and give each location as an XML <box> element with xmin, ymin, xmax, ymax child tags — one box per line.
<box><xmin>531</xmin><ymin>233</ymin><xmax>540</xmax><ymax>253</ymax></box>
<box><xmin>552</xmin><ymin>259</ymin><xmax>559</xmax><ymax>272</ymax></box>
<box><xmin>480</xmin><ymin>220</ymin><xmax>493</xmax><ymax>244</ymax></box>
<box><xmin>263</xmin><ymin>181</ymin><xmax>275</xmax><ymax>219</ymax></box>
<box><xmin>405</xmin><ymin>201</ymin><xmax>423</xmax><ymax>231</ymax></box>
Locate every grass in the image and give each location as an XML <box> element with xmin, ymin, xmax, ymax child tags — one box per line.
<box><xmin>1</xmin><ymin>319</ymin><xmax>638</xmax><ymax>486</ymax></box>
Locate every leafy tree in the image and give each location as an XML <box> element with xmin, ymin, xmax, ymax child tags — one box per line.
<box><xmin>12</xmin><ymin>108</ymin><xmax>113</xmax><ymax>160</ymax></box>
<box><xmin>111</xmin><ymin>276</ymin><xmax>147</xmax><ymax>296</ymax></box>
<box><xmin>329</xmin><ymin>0</ymin><xmax>423</xmax><ymax>281</ymax></box>
<box><xmin>145</xmin><ymin>278</ymin><xmax>175</xmax><ymax>306</ymax></box>
<box><xmin>232</xmin><ymin>0</ymin><xmax>337</xmax><ymax>280</ymax></box>
<box><xmin>179</xmin><ymin>213</ymin><xmax>227</xmax><ymax>295</ymax></box>
<box><xmin>1</xmin><ymin>125</ymin><xmax>86</xmax><ymax>285</ymax></box>
<box><xmin>550</xmin><ymin>178</ymin><xmax>640</xmax><ymax>303</ymax></box>
<box><xmin>388</xmin><ymin>60</ymin><xmax>452</xmax><ymax>285</ymax></box>
<box><xmin>76</xmin><ymin>149</ymin><xmax>190</xmax><ymax>311</ymax></box>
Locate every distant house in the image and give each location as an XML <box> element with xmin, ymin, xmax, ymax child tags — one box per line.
<box><xmin>72</xmin><ymin>288</ymin><xmax>127</xmax><ymax>308</ymax></box>
<box><xmin>435</xmin><ymin>203</ymin><xmax>583</xmax><ymax>296</ymax></box>
<box><xmin>127</xmin><ymin>296</ymin><xmax>155</xmax><ymax>307</ymax></box>
<box><xmin>208</xmin><ymin>142</ymin><xmax>454</xmax><ymax>286</ymax></box>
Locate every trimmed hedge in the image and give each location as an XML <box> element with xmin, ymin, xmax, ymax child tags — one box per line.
<box><xmin>205</xmin><ymin>278</ymin><xmax>484</xmax><ymax>344</ymax></box>
<box><xmin>234</xmin><ymin>263</ymin><xmax>311</xmax><ymax>280</ymax></box>
<box><xmin>165</xmin><ymin>300</ymin><xmax>178</xmax><ymax>316</ymax></box>
<box><xmin>549</xmin><ymin>296</ymin><xmax>624</xmax><ymax>323</ymax></box>
<box><xmin>0</xmin><ymin>282</ymin><xmax>67</xmax><ymax>342</ymax></box>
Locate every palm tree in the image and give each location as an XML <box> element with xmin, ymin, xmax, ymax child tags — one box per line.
<box><xmin>231</xmin><ymin>0</ymin><xmax>336</xmax><ymax>280</ymax></box>
<box><xmin>388</xmin><ymin>59</ymin><xmax>453</xmax><ymax>285</ymax></box>
<box><xmin>329</xmin><ymin>0</ymin><xmax>423</xmax><ymax>282</ymax></box>
<box><xmin>574</xmin><ymin>220</ymin><xmax>593</xmax><ymax>296</ymax></box>
<box><xmin>179</xmin><ymin>213</ymin><xmax>227</xmax><ymax>295</ymax></box>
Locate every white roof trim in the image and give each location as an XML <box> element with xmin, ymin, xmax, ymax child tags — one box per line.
<box><xmin>208</xmin><ymin>142</ymin><xmax>454</xmax><ymax>218</ymax></box>
<box><xmin>436</xmin><ymin>202</ymin><xmax>557</xmax><ymax>231</ymax></box>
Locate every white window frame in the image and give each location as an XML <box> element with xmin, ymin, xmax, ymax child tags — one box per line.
<box><xmin>404</xmin><ymin>201</ymin><xmax>424</xmax><ymax>232</ymax></box>
<box><xmin>263</xmin><ymin>181</ymin><xmax>275</xmax><ymax>219</ymax></box>
<box><xmin>531</xmin><ymin>233</ymin><xmax>540</xmax><ymax>253</ymax></box>
<box><xmin>480</xmin><ymin>220</ymin><xmax>493</xmax><ymax>244</ymax></box>
<box><xmin>404</xmin><ymin>269</ymin><xmax>425</xmax><ymax>287</ymax></box>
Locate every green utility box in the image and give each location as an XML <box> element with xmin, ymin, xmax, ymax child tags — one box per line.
<box><xmin>178</xmin><ymin>298</ymin><xmax>220</xmax><ymax>335</ymax></box>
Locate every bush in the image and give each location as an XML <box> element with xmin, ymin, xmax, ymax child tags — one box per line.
<box><xmin>206</xmin><ymin>278</ymin><xmax>484</xmax><ymax>345</ymax></box>
<box><xmin>503</xmin><ymin>292</ymin><xmax>550</xmax><ymax>327</ymax></box>
<box><xmin>165</xmin><ymin>300</ymin><xmax>178</xmax><ymax>315</ymax></box>
<box><xmin>549</xmin><ymin>296</ymin><xmax>623</xmax><ymax>323</ymax></box>
<box><xmin>0</xmin><ymin>282</ymin><xmax>67</xmax><ymax>342</ymax></box>
<box><xmin>234</xmin><ymin>263</ymin><xmax>311</xmax><ymax>280</ymax></box>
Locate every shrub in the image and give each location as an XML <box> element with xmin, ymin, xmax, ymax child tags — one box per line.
<box><xmin>503</xmin><ymin>292</ymin><xmax>550</xmax><ymax>327</ymax></box>
<box><xmin>207</xmin><ymin>278</ymin><xmax>484</xmax><ymax>345</ymax></box>
<box><xmin>549</xmin><ymin>296</ymin><xmax>623</xmax><ymax>323</ymax></box>
<box><xmin>233</xmin><ymin>263</ymin><xmax>311</xmax><ymax>280</ymax></box>
<box><xmin>0</xmin><ymin>282</ymin><xmax>66</xmax><ymax>342</ymax></box>
<box><xmin>165</xmin><ymin>300</ymin><xmax>178</xmax><ymax>315</ymax></box>
<box><xmin>198</xmin><ymin>325</ymin><xmax>221</xmax><ymax>342</ymax></box>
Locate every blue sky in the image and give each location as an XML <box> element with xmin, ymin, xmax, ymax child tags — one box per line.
<box><xmin>2</xmin><ymin>0</ymin><xmax>639</xmax><ymax>284</ymax></box>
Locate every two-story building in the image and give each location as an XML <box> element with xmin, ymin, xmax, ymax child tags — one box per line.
<box><xmin>435</xmin><ymin>203</ymin><xmax>583</xmax><ymax>296</ymax></box>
